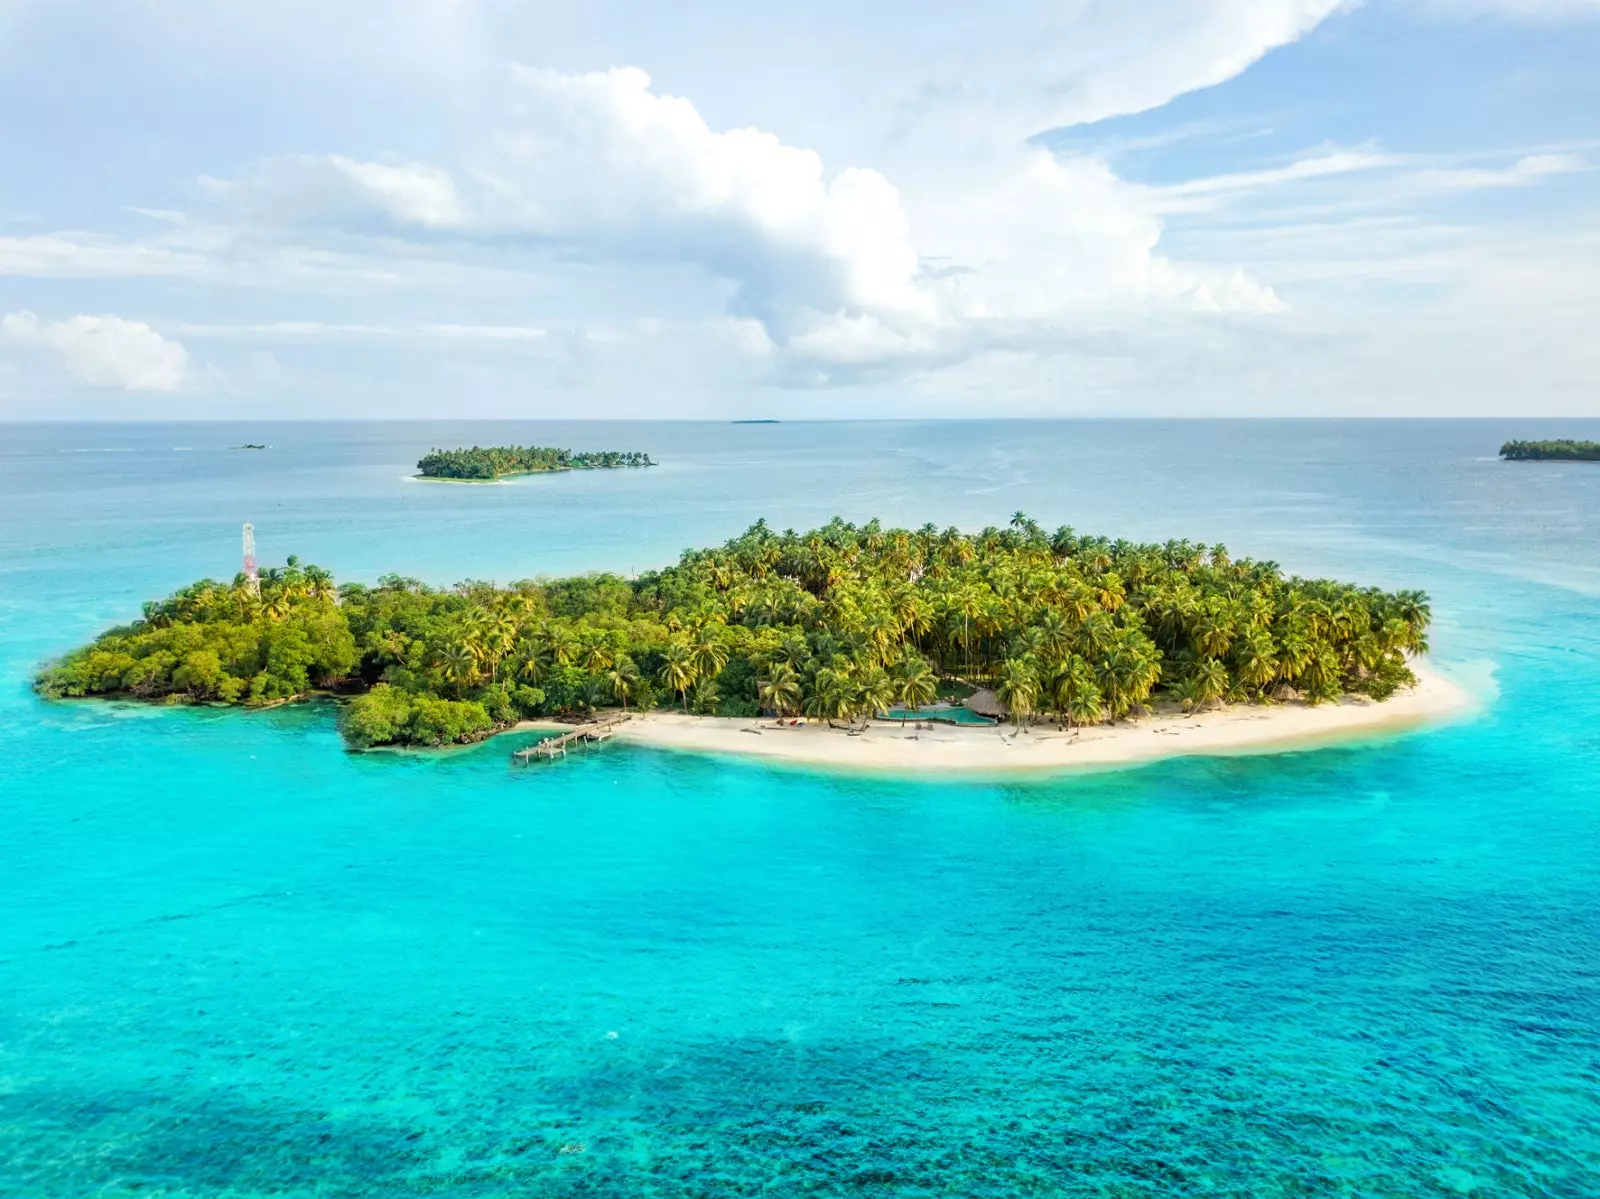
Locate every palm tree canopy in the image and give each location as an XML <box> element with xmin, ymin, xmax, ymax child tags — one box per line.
<box><xmin>43</xmin><ymin>518</ymin><xmax>1431</xmax><ymax>746</ymax></box>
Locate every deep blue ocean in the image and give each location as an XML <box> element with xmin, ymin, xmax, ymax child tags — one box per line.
<box><xmin>3</xmin><ymin>420</ymin><xmax>1599</xmax><ymax>1197</ymax></box>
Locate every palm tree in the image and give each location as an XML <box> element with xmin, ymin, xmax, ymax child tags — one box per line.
<box><xmin>578</xmin><ymin>675</ymin><xmax>609</xmax><ymax>713</ymax></box>
<box><xmin>1234</xmin><ymin>632</ymin><xmax>1278</xmax><ymax>694</ymax></box>
<box><xmin>578</xmin><ymin>629</ymin><xmax>615</xmax><ymax>674</ymax></box>
<box><xmin>1075</xmin><ymin>612</ymin><xmax>1117</xmax><ymax>659</ymax></box>
<box><xmin>1051</xmin><ymin>654</ymin><xmax>1100</xmax><ymax>728</ymax></box>
<box><xmin>658</xmin><ymin>642</ymin><xmax>698</xmax><ymax>713</ymax></box>
<box><xmin>758</xmin><ymin>662</ymin><xmax>802</xmax><ymax>718</ymax></box>
<box><xmin>1300</xmin><ymin>644</ymin><xmax>1343</xmax><ymax>704</ymax></box>
<box><xmin>691</xmin><ymin>628</ymin><xmax>729</xmax><ymax>682</ymax></box>
<box><xmin>1393</xmin><ymin>590</ymin><xmax>1432</xmax><ymax>653</ymax></box>
<box><xmin>893</xmin><ymin>654</ymin><xmax>938</xmax><ymax>723</ymax></box>
<box><xmin>688</xmin><ymin>676</ymin><xmax>720</xmax><ymax>715</ymax></box>
<box><xmin>1189</xmin><ymin>658</ymin><xmax>1228</xmax><ymax>711</ymax></box>
<box><xmin>605</xmin><ymin>655</ymin><xmax>641</xmax><ymax>712</ymax></box>
<box><xmin>1097</xmin><ymin>640</ymin><xmax>1159</xmax><ymax>720</ymax></box>
<box><xmin>484</xmin><ymin>613</ymin><xmax>518</xmax><ymax>682</ymax></box>
<box><xmin>803</xmin><ymin>667</ymin><xmax>853</xmax><ymax>727</ymax></box>
<box><xmin>1064</xmin><ymin>685</ymin><xmax>1104</xmax><ymax>730</ymax></box>
<box><xmin>854</xmin><ymin>665</ymin><xmax>897</xmax><ymax>727</ymax></box>
<box><xmin>303</xmin><ymin>565</ymin><xmax>337</xmax><ymax>603</ymax></box>
<box><xmin>1190</xmin><ymin>604</ymin><xmax>1235</xmax><ymax>659</ymax></box>
<box><xmin>441</xmin><ymin>642</ymin><xmax>477</xmax><ymax>698</ymax></box>
<box><xmin>515</xmin><ymin>641</ymin><xmax>552</xmax><ymax>685</ymax></box>
<box><xmin>996</xmin><ymin>657</ymin><xmax>1040</xmax><ymax>730</ymax></box>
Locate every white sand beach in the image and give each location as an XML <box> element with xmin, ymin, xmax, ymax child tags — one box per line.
<box><xmin>605</xmin><ymin>662</ymin><xmax>1474</xmax><ymax>775</ymax></box>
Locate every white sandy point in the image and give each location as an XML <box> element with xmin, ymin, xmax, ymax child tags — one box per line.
<box><xmin>609</xmin><ymin>660</ymin><xmax>1477</xmax><ymax>776</ymax></box>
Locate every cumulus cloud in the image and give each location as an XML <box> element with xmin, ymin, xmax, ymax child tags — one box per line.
<box><xmin>474</xmin><ymin>66</ymin><xmax>927</xmax><ymax>333</ymax></box>
<box><xmin>19</xmin><ymin>0</ymin><xmax>1534</xmax><ymax>404</ymax></box>
<box><xmin>181</xmin><ymin>65</ymin><xmax>1283</xmax><ymax>377</ymax></box>
<box><xmin>1</xmin><ymin>312</ymin><xmax>190</xmax><ymax>390</ymax></box>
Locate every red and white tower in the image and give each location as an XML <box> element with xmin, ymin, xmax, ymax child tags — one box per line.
<box><xmin>242</xmin><ymin>522</ymin><xmax>260</xmax><ymax>593</ymax></box>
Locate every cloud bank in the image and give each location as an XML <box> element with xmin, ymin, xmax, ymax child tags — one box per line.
<box><xmin>1</xmin><ymin>313</ymin><xmax>190</xmax><ymax>391</ymax></box>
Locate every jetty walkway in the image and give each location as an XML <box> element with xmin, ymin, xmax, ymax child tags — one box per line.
<box><xmin>512</xmin><ymin>715</ymin><xmax>630</xmax><ymax>763</ymax></box>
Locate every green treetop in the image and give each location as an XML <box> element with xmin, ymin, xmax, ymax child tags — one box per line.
<box><xmin>38</xmin><ymin>516</ymin><xmax>1432</xmax><ymax>748</ymax></box>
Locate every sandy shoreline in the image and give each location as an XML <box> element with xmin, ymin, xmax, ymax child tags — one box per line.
<box><xmin>589</xmin><ymin>662</ymin><xmax>1475</xmax><ymax>776</ymax></box>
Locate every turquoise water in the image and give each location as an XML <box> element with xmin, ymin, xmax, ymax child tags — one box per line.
<box><xmin>3</xmin><ymin>420</ymin><xmax>1599</xmax><ymax>1197</ymax></box>
<box><xmin>883</xmin><ymin>704</ymin><xmax>998</xmax><ymax>725</ymax></box>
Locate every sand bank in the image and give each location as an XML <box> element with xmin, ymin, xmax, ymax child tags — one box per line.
<box><xmin>609</xmin><ymin>662</ymin><xmax>1474</xmax><ymax>776</ymax></box>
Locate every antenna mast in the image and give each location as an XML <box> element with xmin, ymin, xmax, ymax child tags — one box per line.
<box><xmin>242</xmin><ymin>523</ymin><xmax>260</xmax><ymax>594</ymax></box>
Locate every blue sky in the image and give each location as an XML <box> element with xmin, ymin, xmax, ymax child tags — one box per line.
<box><xmin>1</xmin><ymin>0</ymin><xmax>1596</xmax><ymax>419</ymax></box>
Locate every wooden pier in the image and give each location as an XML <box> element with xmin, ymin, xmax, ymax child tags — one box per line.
<box><xmin>513</xmin><ymin>715</ymin><xmax>629</xmax><ymax>764</ymax></box>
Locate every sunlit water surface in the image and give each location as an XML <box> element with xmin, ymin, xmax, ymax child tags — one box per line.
<box><xmin>2</xmin><ymin>420</ymin><xmax>1598</xmax><ymax>1197</ymax></box>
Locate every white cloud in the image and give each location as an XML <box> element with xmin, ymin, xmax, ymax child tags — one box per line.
<box><xmin>203</xmin><ymin>154</ymin><xmax>467</xmax><ymax>229</ymax></box>
<box><xmin>1153</xmin><ymin>151</ymin><xmax>1402</xmax><ymax>211</ymax></box>
<box><xmin>1</xmin><ymin>312</ymin><xmax>190</xmax><ymax>390</ymax></box>
<box><xmin>0</xmin><ymin>233</ymin><xmax>202</xmax><ymax>278</ymax></box>
<box><xmin>10</xmin><ymin>0</ymin><xmax>1591</xmax><ymax>416</ymax></box>
<box><xmin>1409</xmin><ymin>152</ymin><xmax>1585</xmax><ymax>190</ymax></box>
<box><xmin>174</xmin><ymin>64</ymin><xmax>1282</xmax><ymax>380</ymax></box>
<box><xmin>479</xmin><ymin>66</ymin><xmax>928</xmax><ymax>332</ymax></box>
<box><xmin>174</xmin><ymin>320</ymin><xmax>548</xmax><ymax>345</ymax></box>
<box><xmin>1006</xmin><ymin>0</ymin><xmax>1357</xmax><ymax>131</ymax></box>
<box><xmin>1412</xmin><ymin>0</ymin><xmax>1600</xmax><ymax>19</ymax></box>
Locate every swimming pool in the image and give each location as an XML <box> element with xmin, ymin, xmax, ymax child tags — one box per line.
<box><xmin>881</xmin><ymin>704</ymin><xmax>998</xmax><ymax>726</ymax></box>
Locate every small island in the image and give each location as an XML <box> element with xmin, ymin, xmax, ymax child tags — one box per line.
<box><xmin>416</xmin><ymin>444</ymin><xmax>655</xmax><ymax>481</ymax></box>
<box><xmin>232</xmin><ymin>443</ymin><xmax>270</xmax><ymax>450</ymax></box>
<box><xmin>37</xmin><ymin>516</ymin><xmax>1459</xmax><ymax>769</ymax></box>
<box><xmin>1500</xmin><ymin>439</ymin><xmax>1600</xmax><ymax>462</ymax></box>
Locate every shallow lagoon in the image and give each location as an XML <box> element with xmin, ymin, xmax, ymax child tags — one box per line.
<box><xmin>3</xmin><ymin>419</ymin><xmax>1599</xmax><ymax>1196</ymax></box>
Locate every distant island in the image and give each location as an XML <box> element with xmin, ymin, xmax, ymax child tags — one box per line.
<box><xmin>732</xmin><ymin>420</ymin><xmax>780</xmax><ymax>424</ymax></box>
<box><xmin>416</xmin><ymin>445</ymin><xmax>655</xmax><ymax>481</ymax></box>
<box><xmin>1500</xmin><ymin>439</ymin><xmax>1600</xmax><ymax>462</ymax></box>
<box><xmin>232</xmin><ymin>444</ymin><xmax>270</xmax><ymax>450</ymax></box>
<box><xmin>38</xmin><ymin>516</ymin><xmax>1439</xmax><ymax>761</ymax></box>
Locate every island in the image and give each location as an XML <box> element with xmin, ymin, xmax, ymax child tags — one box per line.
<box><xmin>36</xmin><ymin>516</ymin><xmax>1467</xmax><ymax>770</ymax></box>
<box><xmin>1500</xmin><ymin>439</ymin><xmax>1600</xmax><ymax>462</ymax></box>
<box><xmin>232</xmin><ymin>443</ymin><xmax>270</xmax><ymax>450</ymax></box>
<box><xmin>416</xmin><ymin>444</ymin><xmax>655</xmax><ymax>480</ymax></box>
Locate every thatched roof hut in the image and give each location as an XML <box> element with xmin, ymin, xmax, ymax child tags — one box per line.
<box><xmin>964</xmin><ymin>688</ymin><xmax>1008</xmax><ymax>719</ymax></box>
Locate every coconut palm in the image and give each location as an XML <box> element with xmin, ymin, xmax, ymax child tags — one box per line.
<box><xmin>893</xmin><ymin>654</ymin><xmax>938</xmax><ymax>722</ymax></box>
<box><xmin>996</xmin><ymin>657</ymin><xmax>1040</xmax><ymax>730</ymax></box>
<box><xmin>854</xmin><ymin>665</ymin><xmax>897</xmax><ymax>726</ymax></box>
<box><xmin>691</xmin><ymin>628</ymin><xmax>729</xmax><ymax>681</ymax></box>
<box><xmin>1050</xmin><ymin>654</ymin><xmax>1103</xmax><ymax>729</ymax></box>
<box><xmin>605</xmin><ymin>655</ymin><xmax>641</xmax><ymax>711</ymax></box>
<box><xmin>303</xmin><ymin>565</ymin><xmax>337</xmax><ymax>603</ymax></box>
<box><xmin>758</xmin><ymin>662</ymin><xmax>802</xmax><ymax>717</ymax></box>
<box><xmin>803</xmin><ymin>667</ymin><xmax>854</xmax><ymax>726</ymax></box>
<box><xmin>440</xmin><ymin>642</ymin><xmax>477</xmax><ymax>698</ymax></box>
<box><xmin>1234</xmin><ymin>632</ymin><xmax>1279</xmax><ymax>694</ymax></box>
<box><xmin>577</xmin><ymin>629</ymin><xmax>615</xmax><ymax>674</ymax></box>
<box><xmin>1189</xmin><ymin>658</ymin><xmax>1229</xmax><ymax>710</ymax></box>
<box><xmin>658</xmin><ymin>642</ymin><xmax>698</xmax><ymax>713</ymax></box>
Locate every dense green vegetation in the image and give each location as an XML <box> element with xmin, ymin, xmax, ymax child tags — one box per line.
<box><xmin>416</xmin><ymin>445</ymin><xmax>655</xmax><ymax>479</ymax></box>
<box><xmin>1500</xmin><ymin>439</ymin><xmax>1600</xmax><ymax>462</ymax></box>
<box><xmin>37</xmin><ymin>515</ymin><xmax>1430</xmax><ymax>747</ymax></box>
